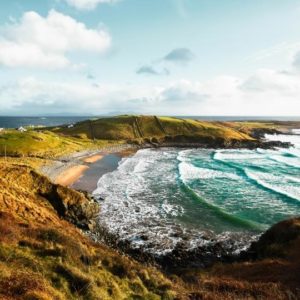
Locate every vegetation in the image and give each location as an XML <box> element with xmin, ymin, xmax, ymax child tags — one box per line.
<box><xmin>2</xmin><ymin>116</ymin><xmax>297</xmax><ymax>161</ymax></box>
<box><xmin>0</xmin><ymin>162</ymin><xmax>299</xmax><ymax>299</ymax></box>
<box><xmin>0</xmin><ymin>164</ymin><xmax>175</xmax><ymax>300</ymax></box>
<box><xmin>0</xmin><ymin>129</ymin><xmax>122</xmax><ymax>159</ymax></box>
<box><xmin>52</xmin><ymin>115</ymin><xmax>254</xmax><ymax>142</ymax></box>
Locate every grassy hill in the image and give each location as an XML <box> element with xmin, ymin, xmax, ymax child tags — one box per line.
<box><xmin>0</xmin><ymin>164</ymin><xmax>176</xmax><ymax>300</ymax></box>
<box><xmin>0</xmin><ymin>130</ymin><xmax>122</xmax><ymax>159</ymax></box>
<box><xmin>51</xmin><ymin>115</ymin><xmax>254</xmax><ymax>143</ymax></box>
<box><xmin>1</xmin><ymin>116</ymin><xmax>298</xmax><ymax>160</ymax></box>
<box><xmin>2</xmin><ymin>116</ymin><xmax>296</xmax><ymax>160</ymax></box>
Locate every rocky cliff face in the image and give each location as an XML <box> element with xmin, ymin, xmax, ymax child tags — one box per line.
<box><xmin>0</xmin><ymin>165</ymin><xmax>99</xmax><ymax>230</ymax></box>
<box><xmin>136</xmin><ymin>134</ymin><xmax>292</xmax><ymax>150</ymax></box>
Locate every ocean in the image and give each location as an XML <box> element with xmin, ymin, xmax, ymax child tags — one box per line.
<box><xmin>94</xmin><ymin>133</ymin><xmax>300</xmax><ymax>255</ymax></box>
<box><xmin>0</xmin><ymin>116</ymin><xmax>90</xmax><ymax>128</ymax></box>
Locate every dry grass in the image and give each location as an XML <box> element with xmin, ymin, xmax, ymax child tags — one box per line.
<box><xmin>0</xmin><ymin>165</ymin><xmax>176</xmax><ymax>300</ymax></box>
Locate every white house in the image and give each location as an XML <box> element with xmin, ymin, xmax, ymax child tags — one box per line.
<box><xmin>18</xmin><ymin>126</ymin><xmax>27</xmax><ymax>132</ymax></box>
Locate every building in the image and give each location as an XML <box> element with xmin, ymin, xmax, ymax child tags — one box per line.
<box><xmin>18</xmin><ymin>127</ymin><xmax>27</xmax><ymax>132</ymax></box>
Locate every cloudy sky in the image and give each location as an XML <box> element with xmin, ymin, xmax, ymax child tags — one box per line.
<box><xmin>0</xmin><ymin>0</ymin><xmax>300</xmax><ymax>116</ymax></box>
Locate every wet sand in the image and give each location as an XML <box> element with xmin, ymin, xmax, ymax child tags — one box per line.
<box><xmin>83</xmin><ymin>154</ymin><xmax>104</xmax><ymax>163</ymax></box>
<box><xmin>55</xmin><ymin>165</ymin><xmax>89</xmax><ymax>186</ymax></box>
<box><xmin>40</xmin><ymin>144</ymin><xmax>137</xmax><ymax>189</ymax></box>
<box><xmin>71</xmin><ymin>153</ymin><xmax>124</xmax><ymax>193</ymax></box>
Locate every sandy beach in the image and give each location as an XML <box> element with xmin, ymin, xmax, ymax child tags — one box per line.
<box><xmin>55</xmin><ymin>153</ymin><xmax>106</xmax><ymax>187</ymax></box>
<box><xmin>40</xmin><ymin>144</ymin><xmax>138</xmax><ymax>191</ymax></box>
<box><xmin>83</xmin><ymin>154</ymin><xmax>104</xmax><ymax>163</ymax></box>
<box><xmin>55</xmin><ymin>165</ymin><xmax>89</xmax><ymax>186</ymax></box>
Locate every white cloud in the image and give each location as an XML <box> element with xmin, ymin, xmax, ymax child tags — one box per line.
<box><xmin>0</xmin><ymin>77</ymin><xmax>156</xmax><ymax>115</ymax></box>
<box><xmin>63</xmin><ymin>0</ymin><xmax>118</xmax><ymax>10</ymax></box>
<box><xmin>293</xmin><ymin>51</ymin><xmax>300</xmax><ymax>70</ymax></box>
<box><xmin>136</xmin><ymin>65</ymin><xmax>169</xmax><ymax>76</ymax></box>
<box><xmin>159</xmin><ymin>80</ymin><xmax>207</xmax><ymax>102</ymax></box>
<box><xmin>0</xmin><ymin>10</ymin><xmax>111</xmax><ymax>69</ymax></box>
<box><xmin>241</xmin><ymin>69</ymin><xmax>300</xmax><ymax>95</ymax></box>
<box><xmin>247</xmin><ymin>42</ymin><xmax>300</xmax><ymax>63</ymax></box>
<box><xmin>2</xmin><ymin>68</ymin><xmax>299</xmax><ymax>116</ymax></box>
<box><xmin>164</xmin><ymin>48</ymin><xmax>195</xmax><ymax>64</ymax></box>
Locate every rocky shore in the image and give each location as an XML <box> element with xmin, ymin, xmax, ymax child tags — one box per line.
<box><xmin>87</xmin><ymin>221</ymin><xmax>257</xmax><ymax>271</ymax></box>
<box><xmin>135</xmin><ymin>132</ymin><xmax>293</xmax><ymax>150</ymax></box>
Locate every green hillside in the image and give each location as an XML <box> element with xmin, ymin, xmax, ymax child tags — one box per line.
<box><xmin>52</xmin><ymin>115</ymin><xmax>254</xmax><ymax>142</ymax></box>
<box><xmin>0</xmin><ymin>130</ymin><xmax>119</xmax><ymax>159</ymax></box>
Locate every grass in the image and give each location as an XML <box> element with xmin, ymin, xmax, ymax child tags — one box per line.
<box><xmin>0</xmin><ymin>129</ymin><xmax>121</xmax><ymax>159</ymax></box>
<box><xmin>2</xmin><ymin>115</ymin><xmax>295</xmax><ymax>162</ymax></box>
<box><xmin>0</xmin><ymin>116</ymin><xmax>298</xmax><ymax>161</ymax></box>
<box><xmin>52</xmin><ymin>115</ymin><xmax>255</xmax><ymax>142</ymax></box>
<box><xmin>0</xmin><ymin>165</ymin><xmax>176</xmax><ymax>299</ymax></box>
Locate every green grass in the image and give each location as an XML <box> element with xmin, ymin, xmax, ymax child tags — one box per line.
<box><xmin>0</xmin><ymin>129</ymin><xmax>121</xmax><ymax>159</ymax></box>
<box><xmin>53</xmin><ymin>115</ymin><xmax>254</xmax><ymax>142</ymax></box>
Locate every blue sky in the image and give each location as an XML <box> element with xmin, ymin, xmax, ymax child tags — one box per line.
<box><xmin>0</xmin><ymin>0</ymin><xmax>300</xmax><ymax>115</ymax></box>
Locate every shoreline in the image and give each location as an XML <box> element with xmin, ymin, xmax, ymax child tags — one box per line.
<box><xmin>39</xmin><ymin>144</ymin><xmax>138</xmax><ymax>190</ymax></box>
<box><xmin>37</xmin><ymin>135</ymin><xmax>299</xmax><ymax>270</ymax></box>
<box><xmin>43</xmin><ymin>136</ymin><xmax>293</xmax><ymax>190</ymax></box>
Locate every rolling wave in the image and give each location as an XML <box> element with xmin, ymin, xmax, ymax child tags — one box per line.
<box><xmin>178</xmin><ymin>161</ymin><xmax>240</xmax><ymax>181</ymax></box>
<box><xmin>269</xmin><ymin>155</ymin><xmax>300</xmax><ymax>168</ymax></box>
<box><xmin>179</xmin><ymin>181</ymin><xmax>262</xmax><ymax>230</ymax></box>
<box><xmin>244</xmin><ymin>169</ymin><xmax>300</xmax><ymax>203</ymax></box>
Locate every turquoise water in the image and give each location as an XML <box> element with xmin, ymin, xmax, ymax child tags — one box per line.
<box><xmin>94</xmin><ymin>133</ymin><xmax>300</xmax><ymax>254</ymax></box>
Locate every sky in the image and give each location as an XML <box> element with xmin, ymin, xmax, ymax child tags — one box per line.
<box><xmin>0</xmin><ymin>0</ymin><xmax>300</xmax><ymax>116</ymax></box>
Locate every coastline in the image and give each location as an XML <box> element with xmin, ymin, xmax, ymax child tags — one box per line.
<box><xmin>40</xmin><ymin>144</ymin><xmax>138</xmax><ymax>191</ymax></box>
<box><xmin>45</xmin><ymin>134</ymin><xmax>293</xmax><ymax>191</ymax></box>
<box><xmin>38</xmin><ymin>133</ymin><xmax>299</xmax><ymax>269</ymax></box>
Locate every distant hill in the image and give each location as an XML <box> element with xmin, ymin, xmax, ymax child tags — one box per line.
<box><xmin>52</xmin><ymin>115</ymin><xmax>254</xmax><ymax>142</ymax></box>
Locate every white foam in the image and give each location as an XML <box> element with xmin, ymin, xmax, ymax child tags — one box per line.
<box><xmin>265</xmin><ymin>133</ymin><xmax>300</xmax><ymax>147</ymax></box>
<box><xmin>269</xmin><ymin>155</ymin><xmax>300</xmax><ymax>168</ymax></box>
<box><xmin>161</xmin><ymin>202</ymin><xmax>183</xmax><ymax>216</ymax></box>
<box><xmin>286</xmin><ymin>176</ymin><xmax>300</xmax><ymax>183</ymax></box>
<box><xmin>93</xmin><ymin>143</ymin><xmax>300</xmax><ymax>256</ymax></box>
<box><xmin>292</xmin><ymin>129</ymin><xmax>300</xmax><ymax>135</ymax></box>
<box><xmin>245</xmin><ymin>169</ymin><xmax>300</xmax><ymax>202</ymax></box>
<box><xmin>92</xmin><ymin>148</ymin><xmax>188</xmax><ymax>253</ymax></box>
<box><xmin>214</xmin><ymin>149</ymin><xmax>262</xmax><ymax>161</ymax></box>
<box><xmin>179</xmin><ymin>161</ymin><xmax>239</xmax><ymax>182</ymax></box>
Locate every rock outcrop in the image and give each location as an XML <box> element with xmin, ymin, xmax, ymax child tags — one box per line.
<box><xmin>137</xmin><ymin>134</ymin><xmax>292</xmax><ymax>150</ymax></box>
<box><xmin>247</xmin><ymin>217</ymin><xmax>300</xmax><ymax>259</ymax></box>
<box><xmin>0</xmin><ymin>164</ymin><xmax>99</xmax><ymax>230</ymax></box>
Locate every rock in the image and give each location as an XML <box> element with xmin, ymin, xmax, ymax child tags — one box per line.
<box><xmin>29</xmin><ymin>170</ymin><xmax>100</xmax><ymax>230</ymax></box>
<box><xmin>246</xmin><ymin>217</ymin><xmax>300</xmax><ymax>259</ymax></box>
<box><xmin>249</xmin><ymin>128</ymin><xmax>282</xmax><ymax>139</ymax></box>
<box><xmin>144</xmin><ymin>134</ymin><xmax>292</xmax><ymax>150</ymax></box>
